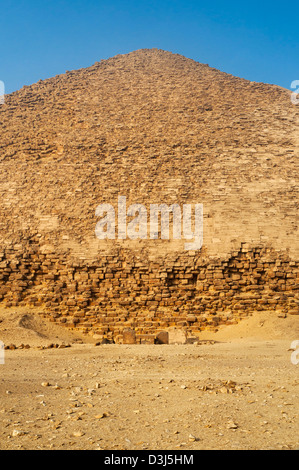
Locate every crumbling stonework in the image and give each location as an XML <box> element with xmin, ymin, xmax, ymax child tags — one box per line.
<box><xmin>0</xmin><ymin>49</ymin><xmax>298</xmax><ymax>342</ymax></box>
<box><xmin>0</xmin><ymin>241</ymin><xmax>297</xmax><ymax>342</ymax></box>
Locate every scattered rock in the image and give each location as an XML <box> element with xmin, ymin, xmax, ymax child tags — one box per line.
<box><xmin>226</xmin><ymin>420</ymin><xmax>238</xmax><ymax>430</ymax></box>
<box><xmin>12</xmin><ymin>429</ymin><xmax>28</xmax><ymax>437</ymax></box>
<box><xmin>73</xmin><ymin>431</ymin><xmax>85</xmax><ymax>438</ymax></box>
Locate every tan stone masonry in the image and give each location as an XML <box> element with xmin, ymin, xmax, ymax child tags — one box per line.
<box><xmin>0</xmin><ymin>49</ymin><xmax>298</xmax><ymax>342</ymax></box>
<box><xmin>0</xmin><ymin>240</ymin><xmax>297</xmax><ymax>342</ymax></box>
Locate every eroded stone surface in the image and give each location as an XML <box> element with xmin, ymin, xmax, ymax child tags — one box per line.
<box><xmin>0</xmin><ymin>49</ymin><xmax>298</xmax><ymax>341</ymax></box>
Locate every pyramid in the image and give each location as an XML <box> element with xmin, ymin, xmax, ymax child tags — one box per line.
<box><xmin>0</xmin><ymin>49</ymin><xmax>298</xmax><ymax>341</ymax></box>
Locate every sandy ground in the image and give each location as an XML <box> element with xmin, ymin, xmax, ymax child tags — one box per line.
<box><xmin>0</xmin><ymin>308</ymin><xmax>298</xmax><ymax>450</ymax></box>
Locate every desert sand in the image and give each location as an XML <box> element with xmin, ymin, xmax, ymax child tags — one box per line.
<box><xmin>0</xmin><ymin>308</ymin><xmax>298</xmax><ymax>450</ymax></box>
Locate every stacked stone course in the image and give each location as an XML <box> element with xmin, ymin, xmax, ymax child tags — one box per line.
<box><xmin>0</xmin><ymin>49</ymin><xmax>298</xmax><ymax>342</ymax></box>
<box><xmin>0</xmin><ymin>239</ymin><xmax>297</xmax><ymax>342</ymax></box>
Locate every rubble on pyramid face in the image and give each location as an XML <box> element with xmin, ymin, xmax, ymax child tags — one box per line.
<box><xmin>0</xmin><ymin>49</ymin><xmax>298</xmax><ymax>339</ymax></box>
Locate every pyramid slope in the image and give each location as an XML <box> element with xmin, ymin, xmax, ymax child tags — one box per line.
<box><xmin>0</xmin><ymin>49</ymin><xmax>298</xmax><ymax>337</ymax></box>
<box><xmin>0</xmin><ymin>48</ymin><xmax>298</xmax><ymax>260</ymax></box>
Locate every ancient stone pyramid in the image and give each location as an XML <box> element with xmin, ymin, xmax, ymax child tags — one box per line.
<box><xmin>0</xmin><ymin>49</ymin><xmax>298</xmax><ymax>341</ymax></box>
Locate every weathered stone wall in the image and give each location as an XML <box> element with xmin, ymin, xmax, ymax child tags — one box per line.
<box><xmin>0</xmin><ymin>50</ymin><xmax>298</xmax><ymax>343</ymax></box>
<box><xmin>0</xmin><ymin>240</ymin><xmax>297</xmax><ymax>342</ymax></box>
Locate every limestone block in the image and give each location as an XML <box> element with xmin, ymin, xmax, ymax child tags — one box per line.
<box><xmin>168</xmin><ymin>328</ymin><xmax>187</xmax><ymax>345</ymax></box>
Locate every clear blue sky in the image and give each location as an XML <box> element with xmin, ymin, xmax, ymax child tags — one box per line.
<box><xmin>0</xmin><ymin>0</ymin><xmax>298</xmax><ymax>94</ymax></box>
